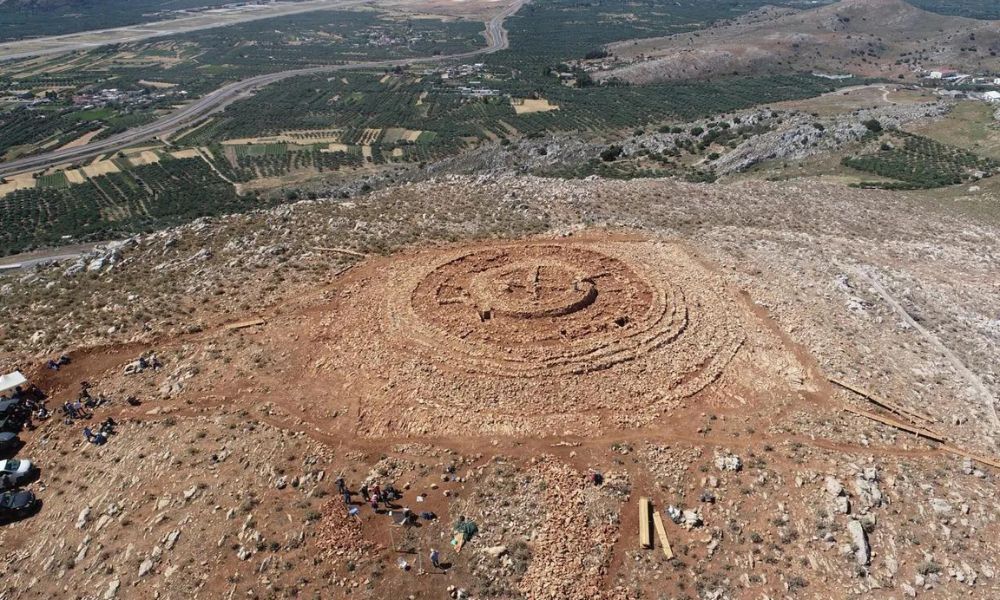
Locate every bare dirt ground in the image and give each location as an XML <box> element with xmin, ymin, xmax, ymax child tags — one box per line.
<box><xmin>769</xmin><ymin>85</ymin><xmax>936</xmax><ymax>118</ymax></box>
<box><xmin>1</xmin><ymin>174</ymin><xmax>999</xmax><ymax>598</ymax></box>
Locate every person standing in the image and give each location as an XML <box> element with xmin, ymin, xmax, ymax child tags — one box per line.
<box><xmin>430</xmin><ymin>548</ymin><xmax>441</xmax><ymax>571</ymax></box>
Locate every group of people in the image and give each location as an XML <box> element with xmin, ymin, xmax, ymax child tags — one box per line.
<box><xmin>1</xmin><ymin>384</ymin><xmax>48</xmax><ymax>433</ymax></box>
<box><xmin>62</xmin><ymin>382</ymin><xmax>111</xmax><ymax>423</ymax></box>
<box><xmin>332</xmin><ymin>476</ymin><xmax>453</xmax><ymax>574</ymax></box>
<box><xmin>8</xmin><ymin>360</ymin><xmax>125</xmax><ymax>450</ymax></box>
<box><xmin>45</xmin><ymin>355</ymin><xmax>71</xmax><ymax>371</ymax></box>
<box><xmin>336</xmin><ymin>477</ymin><xmax>405</xmax><ymax>512</ymax></box>
<box><xmin>82</xmin><ymin>417</ymin><xmax>117</xmax><ymax>445</ymax></box>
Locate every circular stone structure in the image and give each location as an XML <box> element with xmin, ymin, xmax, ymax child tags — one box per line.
<box><xmin>322</xmin><ymin>238</ymin><xmax>751</xmax><ymax>437</ymax></box>
<box><xmin>403</xmin><ymin>244</ymin><xmax>687</xmax><ymax>377</ymax></box>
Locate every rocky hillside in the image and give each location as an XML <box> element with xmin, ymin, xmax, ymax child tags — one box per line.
<box><xmin>2</xmin><ymin>171</ymin><xmax>1000</xmax><ymax>598</ymax></box>
<box><xmin>598</xmin><ymin>0</ymin><xmax>1000</xmax><ymax>84</ymax></box>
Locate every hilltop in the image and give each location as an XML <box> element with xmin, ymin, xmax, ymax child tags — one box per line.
<box><xmin>1</xmin><ymin>173</ymin><xmax>1000</xmax><ymax>598</ymax></box>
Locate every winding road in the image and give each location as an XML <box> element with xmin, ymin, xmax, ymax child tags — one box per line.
<box><xmin>0</xmin><ymin>0</ymin><xmax>524</xmax><ymax>179</ymax></box>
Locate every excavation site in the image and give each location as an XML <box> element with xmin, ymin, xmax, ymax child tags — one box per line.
<box><xmin>315</xmin><ymin>236</ymin><xmax>778</xmax><ymax>438</ymax></box>
<box><xmin>2</xmin><ymin>174</ymin><xmax>999</xmax><ymax>600</ymax></box>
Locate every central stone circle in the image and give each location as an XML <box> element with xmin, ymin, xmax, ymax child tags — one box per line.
<box><xmin>401</xmin><ymin>244</ymin><xmax>688</xmax><ymax>376</ymax></box>
<box><xmin>467</xmin><ymin>261</ymin><xmax>597</xmax><ymax>321</ymax></box>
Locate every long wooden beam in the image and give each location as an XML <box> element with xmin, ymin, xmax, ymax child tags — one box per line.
<box><xmin>842</xmin><ymin>406</ymin><xmax>945</xmax><ymax>442</ymax></box>
<box><xmin>831</xmin><ymin>377</ymin><xmax>936</xmax><ymax>426</ymax></box>
<box><xmin>639</xmin><ymin>497</ymin><xmax>652</xmax><ymax>549</ymax></box>
<box><xmin>940</xmin><ymin>444</ymin><xmax>1000</xmax><ymax>470</ymax></box>
<box><xmin>224</xmin><ymin>319</ymin><xmax>266</xmax><ymax>331</ymax></box>
<box><xmin>652</xmin><ymin>510</ymin><xmax>673</xmax><ymax>559</ymax></box>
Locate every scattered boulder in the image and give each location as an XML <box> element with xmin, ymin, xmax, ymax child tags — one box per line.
<box><xmin>825</xmin><ymin>476</ymin><xmax>844</xmax><ymax>497</ymax></box>
<box><xmin>847</xmin><ymin>520</ymin><xmax>870</xmax><ymax>566</ymax></box>
<box><xmin>138</xmin><ymin>559</ymin><xmax>154</xmax><ymax>578</ymax></box>
<box><xmin>714</xmin><ymin>453</ymin><xmax>742</xmax><ymax>472</ymax></box>
<box><xmin>76</xmin><ymin>507</ymin><xmax>91</xmax><ymax>530</ymax></box>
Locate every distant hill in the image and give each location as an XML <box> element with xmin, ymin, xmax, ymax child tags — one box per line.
<box><xmin>907</xmin><ymin>0</ymin><xmax>1000</xmax><ymax>20</ymax></box>
<box><xmin>598</xmin><ymin>0</ymin><xmax>1000</xmax><ymax>85</ymax></box>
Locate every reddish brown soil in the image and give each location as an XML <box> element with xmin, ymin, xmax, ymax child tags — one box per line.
<box><xmin>5</xmin><ymin>231</ymin><xmax>998</xmax><ymax>600</ymax></box>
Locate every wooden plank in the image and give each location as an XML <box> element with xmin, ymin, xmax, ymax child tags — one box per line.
<box><xmin>831</xmin><ymin>377</ymin><xmax>936</xmax><ymax>425</ymax></box>
<box><xmin>638</xmin><ymin>497</ymin><xmax>652</xmax><ymax>549</ymax></box>
<box><xmin>224</xmin><ymin>319</ymin><xmax>266</xmax><ymax>331</ymax></box>
<box><xmin>844</xmin><ymin>407</ymin><xmax>1000</xmax><ymax>471</ymax></box>
<box><xmin>652</xmin><ymin>510</ymin><xmax>673</xmax><ymax>559</ymax></box>
<box><xmin>940</xmin><ymin>444</ymin><xmax>1000</xmax><ymax>470</ymax></box>
<box><xmin>842</xmin><ymin>406</ymin><xmax>945</xmax><ymax>442</ymax></box>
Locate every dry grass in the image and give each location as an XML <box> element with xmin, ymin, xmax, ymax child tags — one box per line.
<box><xmin>512</xmin><ymin>98</ymin><xmax>559</xmax><ymax>114</ymax></box>
<box><xmin>57</xmin><ymin>128</ymin><xmax>106</xmax><ymax>150</ymax></box>
<box><xmin>0</xmin><ymin>172</ymin><xmax>36</xmax><ymax>197</ymax></box>
<box><xmin>138</xmin><ymin>80</ymin><xmax>178</xmax><ymax>89</ymax></box>
<box><xmin>128</xmin><ymin>150</ymin><xmax>161</xmax><ymax>166</ymax></box>
<box><xmin>64</xmin><ymin>169</ymin><xmax>87</xmax><ymax>184</ymax></box>
<box><xmin>908</xmin><ymin>101</ymin><xmax>1000</xmax><ymax>160</ymax></box>
<box><xmin>169</xmin><ymin>148</ymin><xmax>203</xmax><ymax>160</ymax></box>
<box><xmin>81</xmin><ymin>159</ymin><xmax>120</xmax><ymax>177</ymax></box>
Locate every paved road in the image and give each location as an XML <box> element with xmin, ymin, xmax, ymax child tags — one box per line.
<box><xmin>0</xmin><ymin>0</ymin><xmax>523</xmax><ymax>179</ymax></box>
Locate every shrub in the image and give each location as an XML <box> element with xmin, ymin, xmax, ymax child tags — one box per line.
<box><xmin>600</xmin><ymin>145</ymin><xmax>623</xmax><ymax>162</ymax></box>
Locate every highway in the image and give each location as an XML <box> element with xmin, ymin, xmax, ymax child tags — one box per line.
<box><xmin>0</xmin><ymin>0</ymin><xmax>523</xmax><ymax>179</ymax></box>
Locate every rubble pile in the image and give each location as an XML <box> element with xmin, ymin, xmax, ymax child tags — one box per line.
<box><xmin>518</xmin><ymin>457</ymin><xmax>626</xmax><ymax>600</ymax></box>
<box><xmin>317</xmin><ymin>498</ymin><xmax>373</xmax><ymax>565</ymax></box>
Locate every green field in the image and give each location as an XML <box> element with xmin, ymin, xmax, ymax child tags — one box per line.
<box><xmin>0</xmin><ymin>158</ymin><xmax>271</xmax><ymax>256</ymax></box>
<box><xmin>181</xmin><ymin>70</ymin><xmax>850</xmax><ymax>179</ymax></box>
<box><xmin>1</xmin><ymin>0</ymin><xmax>873</xmax><ymax>255</ymax></box>
<box><xmin>843</xmin><ymin>132</ymin><xmax>1000</xmax><ymax>190</ymax></box>
<box><xmin>0</xmin><ymin>9</ymin><xmax>485</xmax><ymax>158</ymax></box>
<box><xmin>36</xmin><ymin>172</ymin><xmax>69</xmax><ymax>189</ymax></box>
<box><xmin>234</xmin><ymin>144</ymin><xmax>288</xmax><ymax>158</ymax></box>
<box><xmin>908</xmin><ymin>102</ymin><xmax>1000</xmax><ymax>160</ymax></box>
<box><xmin>212</xmin><ymin>143</ymin><xmax>364</xmax><ymax>183</ymax></box>
<box><xmin>906</xmin><ymin>0</ymin><xmax>1000</xmax><ymax>19</ymax></box>
<box><xmin>0</xmin><ymin>0</ymin><xmax>251</xmax><ymax>41</ymax></box>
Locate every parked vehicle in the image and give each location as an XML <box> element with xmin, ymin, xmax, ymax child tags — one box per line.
<box><xmin>0</xmin><ymin>489</ymin><xmax>38</xmax><ymax>521</ymax></box>
<box><xmin>0</xmin><ymin>459</ymin><xmax>35</xmax><ymax>484</ymax></box>
<box><xmin>0</xmin><ymin>432</ymin><xmax>19</xmax><ymax>452</ymax></box>
<box><xmin>0</xmin><ymin>399</ymin><xmax>20</xmax><ymax>418</ymax></box>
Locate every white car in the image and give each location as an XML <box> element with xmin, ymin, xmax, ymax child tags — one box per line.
<box><xmin>0</xmin><ymin>459</ymin><xmax>35</xmax><ymax>485</ymax></box>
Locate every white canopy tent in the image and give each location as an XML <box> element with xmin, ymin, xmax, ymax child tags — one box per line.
<box><xmin>0</xmin><ymin>371</ymin><xmax>27</xmax><ymax>394</ymax></box>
